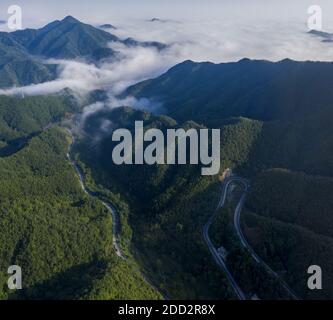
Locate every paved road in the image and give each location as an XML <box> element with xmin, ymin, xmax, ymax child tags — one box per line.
<box><xmin>66</xmin><ymin>130</ymin><xmax>124</xmax><ymax>259</ymax></box>
<box><xmin>231</xmin><ymin>177</ymin><xmax>300</xmax><ymax>300</ymax></box>
<box><xmin>204</xmin><ymin>175</ymin><xmax>300</xmax><ymax>300</ymax></box>
<box><xmin>203</xmin><ymin>179</ymin><xmax>246</xmax><ymax>300</ymax></box>
<box><xmin>66</xmin><ymin>129</ymin><xmax>298</xmax><ymax>299</ymax></box>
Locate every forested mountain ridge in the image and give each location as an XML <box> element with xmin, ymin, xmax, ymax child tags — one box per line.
<box><xmin>79</xmin><ymin>59</ymin><xmax>333</xmax><ymax>299</ymax></box>
<box><xmin>0</xmin><ymin>93</ymin><xmax>77</xmax><ymax>156</ymax></box>
<box><xmin>0</xmin><ymin>16</ymin><xmax>165</xmax><ymax>88</ymax></box>
<box><xmin>11</xmin><ymin>16</ymin><xmax>119</xmax><ymax>60</ymax></box>
<box><xmin>0</xmin><ymin>95</ymin><xmax>162</xmax><ymax>300</ymax></box>
<box><xmin>0</xmin><ymin>32</ymin><xmax>56</xmax><ymax>88</ymax></box>
<box><xmin>1</xmin><ymin>49</ymin><xmax>333</xmax><ymax>299</ymax></box>
<box><xmin>126</xmin><ymin>59</ymin><xmax>333</xmax><ymax>124</ymax></box>
<box><xmin>125</xmin><ymin>58</ymin><xmax>333</xmax><ymax>179</ymax></box>
<box><xmin>77</xmin><ymin>107</ymin><xmax>270</xmax><ymax>299</ymax></box>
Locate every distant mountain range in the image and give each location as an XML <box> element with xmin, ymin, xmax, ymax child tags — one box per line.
<box><xmin>99</xmin><ymin>23</ymin><xmax>117</xmax><ymax>30</ymax></box>
<box><xmin>0</xmin><ymin>16</ymin><xmax>165</xmax><ymax>89</ymax></box>
<box><xmin>1</xmin><ymin>15</ymin><xmax>333</xmax><ymax>299</ymax></box>
<box><xmin>0</xmin><ymin>31</ymin><xmax>57</xmax><ymax>88</ymax></box>
<box><xmin>149</xmin><ymin>18</ymin><xmax>168</xmax><ymax>23</ymax></box>
<box><xmin>126</xmin><ymin>58</ymin><xmax>333</xmax><ymax>124</ymax></box>
<box><xmin>125</xmin><ymin>58</ymin><xmax>333</xmax><ymax>179</ymax></box>
<box><xmin>308</xmin><ymin>29</ymin><xmax>333</xmax><ymax>42</ymax></box>
<box><xmin>11</xmin><ymin>16</ymin><xmax>120</xmax><ymax>60</ymax></box>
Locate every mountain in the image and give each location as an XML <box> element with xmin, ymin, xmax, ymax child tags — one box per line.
<box><xmin>308</xmin><ymin>29</ymin><xmax>333</xmax><ymax>42</ymax></box>
<box><xmin>0</xmin><ymin>32</ymin><xmax>56</xmax><ymax>88</ymax></box>
<box><xmin>125</xmin><ymin>58</ymin><xmax>333</xmax><ymax>179</ymax></box>
<box><xmin>128</xmin><ymin>58</ymin><xmax>333</xmax><ymax>176</ymax></box>
<box><xmin>1</xmin><ymin>14</ymin><xmax>333</xmax><ymax>299</ymax></box>
<box><xmin>149</xmin><ymin>18</ymin><xmax>168</xmax><ymax>23</ymax></box>
<box><xmin>99</xmin><ymin>24</ymin><xmax>117</xmax><ymax>30</ymax></box>
<box><xmin>11</xmin><ymin>16</ymin><xmax>119</xmax><ymax>60</ymax></box>
<box><xmin>0</xmin><ymin>16</ymin><xmax>166</xmax><ymax>88</ymax></box>
<box><xmin>122</xmin><ymin>37</ymin><xmax>167</xmax><ymax>50</ymax></box>
<box><xmin>0</xmin><ymin>94</ymin><xmax>162</xmax><ymax>300</ymax></box>
<box><xmin>11</xmin><ymin>16</ymin><xmax>166</xmax><ymax>60</ymax></box>
<box><xmin>77</xmin><ymin>107</ymin><xmax>240</xmax><ymax>299</ymax></box>
<box><xmin>126</xmin><ymin>59</ymin><xmax>333</xmax><ymax>124</ymax></box>
<box><xmin>78</xmin><ymin>59</ymin><xmax>333</xmax><ymax>299</ymax></box>
<box><xmin>0</xmin><ymin>15</ymin><xmax>117</xmax><ymax>88</ymax></box>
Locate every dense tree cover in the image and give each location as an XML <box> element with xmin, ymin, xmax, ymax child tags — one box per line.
<box><xmin>247</xmin><ymin>169</ymin><xmax>333</xmax><ymax>238</ymax></box>
<box><xmin>77</xmin><ymin>107</ymin><xmax>266</xmax><ymax>299</ymax></box>
<box><xmin>83</xmin><ymin>256</ymin><xmax>162</xmax><ymax>300</ymax></box>
<box><xmin>210</xmin><ymin>191</ymin><xmax>295</xmax><ymax>300</ymax></box>
<box><xmin>242</xmin><ymin>169</ymin><xmax>333</xmax><ymax>298</ymax></box>
<box><xmin>125</xmin><ymin>59</ymin><xmax>333</xmax><ymax>299</ymax></box>
<box><xmin>0</xmin><ymin>96</ymin><xmax>161</xmax><ymax>300</ymax></box>
<box><xmin>0</xmin><ymin>16</ymin><xmax>165</xmax><ymax>88</ymax></box>
<box><xmin>11</xmin><ymin>16</ymin><xmax>118</xmax><ymax>61</ymax></box>
<box><xmin>2</xmin><ymin>56</ymin><xmax>333</xmax><ymax>300</ymax></box>
<box><xmin>0</xmin><ymin>16</ymin><xmax>115</xmax><ymax>88</ymax></box>
<box><xmin>210</xmin><ymin>186</ymin><xmax>244</xmax><ymax>249</ymax></box>
<box><xmin>0</xmin><ymin>94</ymin><xmax>77</xmax><ymax>144</ymax></box>
<box><xmin>0</xmin><ymin>128</ymin><xmax>109</xmax><ymax>299</ymax></box>
<box><xmin>242</xmin><ymin>210</ymin><xmax>333</xmax><ymax>299</ymax></box>
<box><xmin>242</xmin><ymin>113</ymin><xmax>333</xmax><ymax>177</ymax></box>
<box><xmin>126</xmin><ymin>59</ymin><xmax>333</xmax><ymax>125</ymax></box>
<box><xmin>0</xmin><ymin>33</ymin><xmax>56</xmax><ymax>88</ymax></box>
<box><xmin>80</xmin><ymin>58</ymin><xmax>333</xmax><ymax>299</ymax></box>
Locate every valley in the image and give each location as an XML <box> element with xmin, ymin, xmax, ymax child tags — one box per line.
<box><xmin>0</xmin><ymin>15</ymin><xmax>332</xmax><ymax>301</ymax></box>
<box><xmin>66</xmin><ymin>129</ymin><xmax>124</xmax><ymax>259</ymax></box>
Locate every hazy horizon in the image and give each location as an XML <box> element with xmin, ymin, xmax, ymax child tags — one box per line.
<box><xmin>0</xmin><ymin>0</ymin><xmax>333</xmax><ymax>29</ymax></box>
<box><xmin>2</xmin><ymin>0</ymin><xmax>333</xmax><ymax>98</ymax></box>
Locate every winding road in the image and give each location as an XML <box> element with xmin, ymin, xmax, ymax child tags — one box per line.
<box><xmin>204</xmin><ymin>174</ymin><xmax>300</xmax><ymax>300</ymax></box>
<box><xmin>232</xmin><ymin>178</ymin><xmax>299</xmax><ymax>300</ymax></box>
<box><xmin>203</xmin><ymin>177</ymin><xmax>246</xmax><ymax>300</ymax></box>
<box><xmin>65</xmin><ymin>129</ymin><xmax>124</xmax><ymax>259</ymax></box>
<box><xmin>66</xmin><ymin>129</ymin><xmax>298</xmax><ymax>299</ymax></box>
<box><xmin>65</xmin><ymin>129</ymin><xmax>166</xmax><ymax>298</ymax></box>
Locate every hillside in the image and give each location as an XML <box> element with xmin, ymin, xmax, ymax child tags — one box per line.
<box><xmin>11</xmin><ymin>16</ymin><xmax>119</xmax><ymax>60</ymax></box>
<box><xmin>241</xmin><ymin>169</ymin><xmax>333</xmax><ymax>299</ymax></box>
<box><xmin>76</xmin><ymin>107</ymin><xmax>263</xmax><ymax>299</ymax></box>
<box><xmin>0</xmin><ymin>16</ymin><xmax>165</xmax><ymax>88</ymax></box>
<box><xmin>0</xmin><ymin>96</ymin><xmax>161</xmax><ymax>300</ymax></box>
<box><xmin>126</xmin><ymin>59</ymin><xmax>333</xmax><ymax>124</ymax></box>
<box><xmin>0</xmin><ymin>93</ymin><xmax>78</xmax><ymax>157</ymax></box>
<box><xmin>1</xmin><ymin>52</ymin><xmax>333</xmax><ymax>299</ymax></box>
<box><xmin>78</xmin><ymin>59</ymin><xmax>333</xmax><ymax>299</ymax></box>
<box><xmin>0</xmin><ymin>33</ymin><xmax>56</xmax><ymax>88</ymax></box>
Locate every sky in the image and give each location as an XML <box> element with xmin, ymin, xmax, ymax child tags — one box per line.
<box><xmin>2</xmin><ymin>0</ymin><xmax>333</xmax><ymax>107</ymax></box>
<box><xmin>1</xmin><ymin>0</ymin><xmax>333</xmax><ymax>29</ymax></box>
<box><xmin>1</xmin><ymin>1</ymin><xmax>333</xmax><ymax>61</ymax></box>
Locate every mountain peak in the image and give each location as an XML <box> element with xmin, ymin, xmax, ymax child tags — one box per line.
<box><xmin>62</xmin><ymin>15</ymin><xmax>80</xmax><ymax>23</ymax></box>
<box><xmin>238</xmin><ymin>57</ymin><xmax>251</xmax><ymax>63</ymax></box>
<box><xmin>99</xmin><ymin>24</ymin><xmax>117</xmax><ymax>30</ymax></box>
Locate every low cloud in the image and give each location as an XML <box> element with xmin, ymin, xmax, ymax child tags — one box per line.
<box><xmin>2</xmin><ymin>10</ymin><xmax>333</xmax><ymax>126</ymax></box>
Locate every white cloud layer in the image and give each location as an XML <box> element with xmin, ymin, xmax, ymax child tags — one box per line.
<box><xmin>2</xmin><ymin>3</ymin><xmax>333</xmax><ymax>118</ymax></box>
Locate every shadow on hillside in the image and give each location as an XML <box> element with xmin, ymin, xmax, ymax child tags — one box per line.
<box><xmin>0</xmin><ymin>133</ymin><xmax>39</xmax><ymax>157</ymax></box>
<box><xmin>16</xmin><ymin>259</ymin><xmax>107</xmax><ymax>300</ymax></box>
<box><xmin>237</xmin><ymin>112</ymin><xmax>333</xmax><ymax>178</ymax></box>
